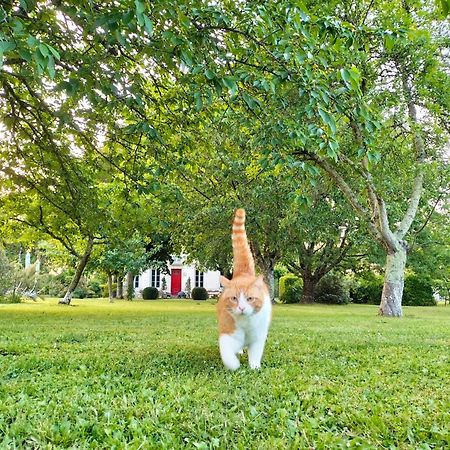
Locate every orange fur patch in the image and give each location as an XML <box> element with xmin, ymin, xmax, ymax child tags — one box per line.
<box><xmin>217</xmin><ymin>209</ymin><xmax>270</xmax><ymax>335</ymax></box>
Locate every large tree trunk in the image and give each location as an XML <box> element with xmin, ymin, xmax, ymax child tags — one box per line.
<box><xmin>379</xmin><ymin>247</ymin><xmax>407</xmax><ymax>317</ymax></box>
<box><xmin>59</xmin><ymin>237</ymin><xmax>94</xmax><ymax>305</ymax></box>
<box><xmin>300</xmin><ymin>275</ymin><xmax>317</xmax><ymax>304</ymax></box>
<box><xmin>265</xmin><ymin>265</ymin><xmax>275</xmax><ymax>303</ymax></box>
<box><xmin>107</xmin><ymin>272</ymin><xmax>114</xmax><ymax>303</ymax></box>
<box><xmin>126</xmin><ymin>271</ymin><xmax>134</xmax><ymax>300</ymax></box>
<box><xmin>258</xmin><ymin>257</ymin><xmax>276</xmax><ymax>303</ymax></box>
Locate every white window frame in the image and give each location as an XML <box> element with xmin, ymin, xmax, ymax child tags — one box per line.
<box><xmin>151</xmin><ymin>269</ymin><xmax>161</xmax><ymax>288</ymax></box>
<box><xmin>195</xmin><ymin>270</ymin><xmax>204</xmax><ymax>288</ymax></box>
<box><xmin>133</xmin><ymin>275</ymin><xmax>139</xmax><ymax>289</ymax></box>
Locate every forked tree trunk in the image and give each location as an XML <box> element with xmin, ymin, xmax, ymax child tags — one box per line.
<box><xmin>379</xmin><ymin>247</ymin><xmax>407</xmax><ymax>317</ymax></box>
<box><xmin>300</xmin><ymin>276</ymin><xmax>317</xmax><ymax>304</ymax></box>
<box><xmin>59</xmin><ymin>237</ymin><xmax>94</xmax><ymax>305</ymax></box>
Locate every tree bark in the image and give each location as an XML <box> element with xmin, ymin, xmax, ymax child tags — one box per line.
<box><xmin>59</xmin><ymin>237</ymin><xmax>94</xmax><ymax>305</ymax></box>
<box><xmin>126</xmin><ymin>271</ymin><xmax>134</xmax><ymax>300</ymax></box>
<box><xmin>264</xmin><ymin>264</ymin><xmax>275</xmax><ymax>303</ymax></box>
<box><xmin>379</xmin><ymin>246</ymin><xmax>407</xmax><ymax>317</ymax></box>
<box><xmin>117</xmin><ymin>274</ymin><xmax>123</xmax><ymax>299</ymax></box>
<box><xmin>107</xmin><ymin>272</ymin><xmax>114</xmax><ymax>303</ymax></box>
<box><xmin>300</xmin><ymin>275</ymin><xmax>317</xmax><ymax>304</ymax></box>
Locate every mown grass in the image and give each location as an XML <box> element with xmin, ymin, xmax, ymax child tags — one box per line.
<box><xmin>0</xmin><ymin>299</ymin><xmax>449</xmax><ymax>449</ymax></box>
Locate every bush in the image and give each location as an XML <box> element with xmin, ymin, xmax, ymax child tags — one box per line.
<box><xmin>88</xmin><ymin>280</ymin><xmax>102</xmax><ymax>298</ymax></box>
<box><xmin>315</xmin><ymin>273</ymin><xmax>350</xmax><ymax>305</ymax></box>
<box><xmin>0</xmin><ymin>294</ymin><xmax>22</xmax><ymax>304</ymax></box>
<box><xmin>73</xmin><ymin>286</ymin><xmax>88</xmax><ymax>299</ymax></box>
<box><xmin>39</xmin><ymin>271</ymin><xmax>74</xmax><ymax>297</ymax></box>
<box><xmin>403</xmin><ymin>274</ymin><xmax>436</xmax><ymax>306</ymax></box>
<box><xmin>350</xmin><ymin>273</ymin><xmax>384</xmax><ymax>305</ymax></box>
<box><xmin>142</xmin><ymin>286</ymin><xmax>159</xmax><ymax>300</ymax></box>
<box><xmin>191</xmin><ymin>287</ymin><xmax>209</xmax><ymax>300</ymax></box>
<box><xmin>102</xmin><ymin>283</ymin><xmax>117</xmax><ymax>298</ymax></box>
<box><xmin>279</xmin><ymin>275</ymin><xmax>302</xmax><ymax>304</ymax></box>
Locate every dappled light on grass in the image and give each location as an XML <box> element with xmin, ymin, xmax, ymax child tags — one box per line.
<box><xmin>0</xmin><ymin>300</ymin><xmax>449</xmax><ymax>448</ymax></box>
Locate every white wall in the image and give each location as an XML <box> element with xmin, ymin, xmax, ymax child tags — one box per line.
<box><xmin>135</xmin><ymin>257</ymin><xmax>221</xmax><ymax>297</ymax></box>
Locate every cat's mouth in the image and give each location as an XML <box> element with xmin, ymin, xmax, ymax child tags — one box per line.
<box><xmin>233</xmin><ymin>308</ymin><xmax>253</xmax><ymax>316</ymax></box>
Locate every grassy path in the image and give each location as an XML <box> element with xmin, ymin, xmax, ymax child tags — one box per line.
<box><xmin>1</xmin><ymin>299</ymin><xmax>449</xmax><ymax>449</ymax></box>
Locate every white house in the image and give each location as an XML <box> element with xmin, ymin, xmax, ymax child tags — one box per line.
<box><xmin>133</xmin><ymin>256</ymin><xmax>222</xmax><ymax>298</ymax></box>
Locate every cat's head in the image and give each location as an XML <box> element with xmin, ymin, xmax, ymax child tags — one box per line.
<box><xmin>220</xmin><ymin>275</ymin><xmax>266</xmax><ymax>317</ymax></box>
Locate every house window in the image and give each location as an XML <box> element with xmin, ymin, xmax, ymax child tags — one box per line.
<box><xmin>195</xmin><ymin>270</ymin><xmax>204</xmax><ymax>287</ymax></box>
<box><xmin>151</xmin><ymin>269</ymin><xmax>161</xmax><ymax>288</ymax></box>
<box><xmin>133</xmin><ymin>276</ymin><xmax>139</xmax><ymax>288</ymax></box>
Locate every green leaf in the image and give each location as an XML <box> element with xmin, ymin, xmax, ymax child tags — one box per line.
<box><xmin>283</xmin><ymin>46</ymin><xmax>292</xmax><ymax>61</ymax></box>
<box><xmin>437</xmin><ymin>0</ymin><xmax>450</xmax><ymax>16</ymax></box>
<box><xmin>47</xmin><ymin>54</ymin><xmax>55</xmax><ymax>79</ymax></box>
<box><xmin>367</xmin><ymin>151</ymin><xmax>381</xmax><ymax>163</ymax></box>
<box><xmin>115</xmin><ymin>30</ymin><xmax>126</xmax><ymax>46</ymax></box>
<box><xmin>46</xmin><ymin>45</ymin><xmax>60</xmax><ymax>60</ymax></box>
<box><xmin>134</xmin><ymin>0</ymin><xmax>145</xmax><ymax>14</ymax></box>
<box><xmin>242</xmin><ymin>92</ymin><xmax>259</xmax><ymax>110</ymax></box>
<box><xmin>18</xmin><ymin>48</ymin><xmax>32</xmax><ymax>62</ymax></box>
<box><xmin>327</xmin><ymin>144</ymin><xmax>338</xmax><ymax>160</ymax></box>
<box><xmin>318</xmin><ymin>108</ymin><xmax>337</xmax><ymax>134</ymax></box>
<box><xmin>34</xmin><ymin>48</ymin><xmax>47</xmax><ymax>69</ymax></box>
<box><xmin>143</xmin><ymin>15</ymin><xmax>153</xmax><ymax>36</ymax></box>
<box><xmin>222</xmin><ymin>77</ymin><xmax>238</xmax><ymax>95</ymax></box>
<box><xmin>194</xmin><ymin>92</ymin><xmax>202</xmax><ymax>111</ymax></box>
<box><xmin>204</xmin><ymin>69</ymin><xmax>215</xmax><ymax>80</ymax></box>
<box><xmin>340</xmin><ymin>67</ymin><xmax>361</xmax><ymax>91</ymax></box>
<box><xmin>340</xmin><ymin>68</ymin><xmax>351</xmax><ymax>83</ymax></box>
<box><xmin>0</xmin><ymin>40</ymin><xmax>16</xmax><ymax>53</ymax></box>
<box><xmin>27</xmin><ymin>35</ymin><xmax>38</xmax><ymax>47</ymax></box>
<box><xmin>181</xmin><ymin>49</ymin><xmax>193</xmax><ymax>67</ymax></box>
<box><xmin>39</xmin><ymin>43</ymin><xmax>49</xmax><ymax>57</ymax></box>
<box><xmin>384</xmin><ymin>32</ymin><xmax>395</xmax><ymax>51</ymax></box>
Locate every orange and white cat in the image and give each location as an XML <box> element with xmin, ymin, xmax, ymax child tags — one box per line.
<box><xmin>217</xmin><ymin>208</ymin><xmax>272</xmax><ymax>370</ymax></box>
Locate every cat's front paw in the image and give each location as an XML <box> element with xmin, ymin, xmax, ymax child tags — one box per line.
<box><xmin>249</xmin><ymin>362</ymin><xmax>261</xmax><ymax>370</ymax></box>
<box><xmin>224</xmin><ymin>359</ymin><xmax>241</xmax><ymax>371</ymax></box>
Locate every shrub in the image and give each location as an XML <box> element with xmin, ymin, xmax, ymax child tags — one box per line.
<box><xmin>0</xmin><ymin>250</ymin><xmax>19</xmax><ymax>297</ymax></box>
<box><xmin>315</xmin><ymin>273</ymin><xmax>350</xmax><ymax>305</ymax></box>
<box><xmin>350</xmin><ymin>273</ymin><xmax>383</xmax><ymax>305</ymax></box>
<box><xmin>279</xmin><ymin>275</ymin><xmax>302</xmax><ymax>304</ymax></box>
<box><xmin>87</xmin><ymin>280</ymin><xmax>102</xmax><ymax>298</ymax></box>
<box><xmin>142</xmin><ymin>286</ymin><xmax>159</xmax><ymax>300</ymax></box>
<box><xmin>102</xmin><ymin>283</ymin><xmax>117</xmax><ymax>298</ymax></box>
<box><xmin>191</xmin><ymin>287</ymin><xmax>209</xmax><ymax>300</ymax></box>
<box><xmin>0</xmin><ymin>294</ymin><xmax>22</xmax><ymax>304</ymax></box>
<box><xmin>403</xmin><ymin>274</ymin><xmax>436</xmax><ymax>306</ymax></box>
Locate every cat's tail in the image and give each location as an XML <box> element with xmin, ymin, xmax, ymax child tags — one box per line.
<box><xmin>232</xmin><ymin>208</ymin><xmax>255</xmax><ymax>277</ymax></box>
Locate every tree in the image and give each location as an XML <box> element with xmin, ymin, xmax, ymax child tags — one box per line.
<box><xmin>1</xmin><ymin>0</ymin><xmax>448</xmax><ymax>315</ymax></box>
<box><xmin>283</xmin><ymin>184</ymin><xmax>363</xmax><ymax>304</ymax></box>
<box><xmin>171</xmin><ymin>0</ymin><xmax>449</xmax><ymax>316</ymax></box>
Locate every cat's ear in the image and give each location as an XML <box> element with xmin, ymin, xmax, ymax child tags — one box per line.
<box><xmin>220</xmin><ymin>275</ymin><xmax>231</xmax><ymax>287</ymax></box>
<box><xmin>253</xmin><ymin>274</ymin><xmax>265</xmax><ymax>287</ymax></box>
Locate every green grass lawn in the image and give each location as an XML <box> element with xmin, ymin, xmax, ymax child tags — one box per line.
<box><xmin>0</xmin><ymin>299</ymin><xmax>449</xmax><ymax>449</ymax></box>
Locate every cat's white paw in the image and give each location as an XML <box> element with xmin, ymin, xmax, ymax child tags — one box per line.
<box><xmin>224</xmin><ymin>359</ymin><xmax>240</xmax><ymax>371</ymax></box>
<box><xmin>249</xmin><ymin>361</ymin><xmax>261</xmax><ymax>370</ymax></box>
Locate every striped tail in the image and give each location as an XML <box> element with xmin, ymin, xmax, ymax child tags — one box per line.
<box><xmin>231</xmin><ymin>208</ymin><xmax>255</xmax><ymax>277</ymax></box>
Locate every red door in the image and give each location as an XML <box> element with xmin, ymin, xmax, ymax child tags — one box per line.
<box><xmin>171</xmin><ymin>269</ymin><xmax>182</xmax><ymax>296</ymax></box>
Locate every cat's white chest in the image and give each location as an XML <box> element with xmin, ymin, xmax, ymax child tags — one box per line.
<box><xmin>235</xmin><ymin>298</ymin><xmax>271</xmax><ymax>345</ymax></box>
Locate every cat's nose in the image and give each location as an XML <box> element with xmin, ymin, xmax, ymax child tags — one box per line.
<box><xmin>238</xmin><ymin>306</ymin><xmax>245</xmax><ymax>312</ymax></box>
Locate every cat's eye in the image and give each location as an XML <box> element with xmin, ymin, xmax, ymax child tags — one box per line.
<box><xmin>229</xmin><ymin>296</ymin><xmax>238</xmax><ymax>303</ymax></box>
<box><xmin>248</xmin><ymin>297</ymin><xmax>256</xmax><ymax>302</ymax></box>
